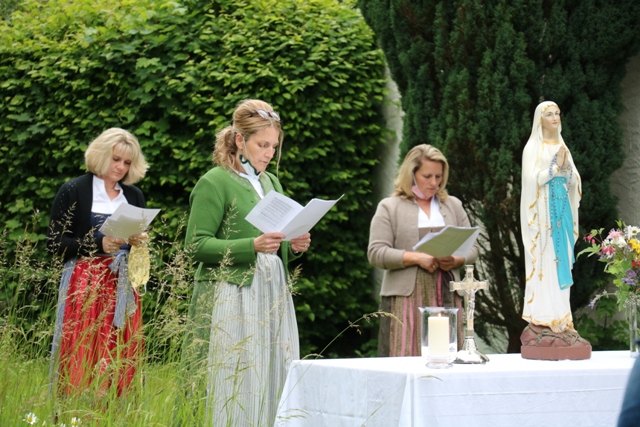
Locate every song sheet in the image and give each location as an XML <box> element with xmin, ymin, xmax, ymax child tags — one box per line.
<box><xmin>99</xmin><ymin>204</ymin><xmax>161</xmax><ymax>239</ymax></box>
<box><xmin>413</xmin><ymin>225</ymin><xmax>480</xmax><ymax>258</ymax></box>
<box><xmin>245</xmin><ymin>191</ymin><xmax>342</xmax><ymax>240</ymax></box>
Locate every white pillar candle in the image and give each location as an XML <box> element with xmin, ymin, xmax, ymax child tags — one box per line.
<box><xmin>428</xmin><ymin>316</ymin><xmax>449</xmax><ymax>358</ymax></box>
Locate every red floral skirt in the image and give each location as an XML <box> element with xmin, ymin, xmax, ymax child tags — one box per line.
<box><xmin>57</xmin><ymin>256</ymin><xmax>142</xmax><ymax>396</ymax></box>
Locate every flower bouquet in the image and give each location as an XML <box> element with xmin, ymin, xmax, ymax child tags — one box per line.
<box><xmin>578</xmin><ymin>221</ymin><xmax>640</xmax><ymax>356</ymax></box>
<box><xmin>578</xmin><ymin>221</ymin><xmax>640</xmax><ymax>310</ymax></box>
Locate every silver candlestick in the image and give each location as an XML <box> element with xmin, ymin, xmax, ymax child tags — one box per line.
<box><xmin>450</xmin><ymin>265</ymin><xmax>489</xmax><ymax>364</ymax></box>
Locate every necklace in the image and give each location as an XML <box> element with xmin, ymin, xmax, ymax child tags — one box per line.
<box><xmin>549</xmin><ymin>177</ymin><xmax>569</xmax><ymax>265</ymax></box>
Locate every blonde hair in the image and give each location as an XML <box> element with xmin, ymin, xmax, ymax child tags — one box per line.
<box><xmin>393</xmin><ymin>144</ymin><xmax>449</xmax><ymax>201</ymax></box>
<box><xmin>84</xmin><ymin>128</ymin><xmax>148</xmax><ymax>185</ymax></box>
<box><xmin>213</xmin><ymin>99</ymin><xmax>284</xmax><ymax>172</ymax></box>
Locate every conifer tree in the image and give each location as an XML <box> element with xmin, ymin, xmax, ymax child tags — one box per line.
<box><xmin>360</xmin><ymin>0</ymin><xmax>640</xmax><ymax>351</ymax></box>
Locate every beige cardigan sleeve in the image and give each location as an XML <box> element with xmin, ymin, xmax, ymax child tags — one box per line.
<box><xmin>368</xmin><ymin>197</ymin><xmax>414</xmax><ymax>271</ymax></box>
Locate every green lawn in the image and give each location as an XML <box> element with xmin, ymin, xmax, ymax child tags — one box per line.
<box><xmin>0</xmin><ymin>352</ymin><xmax>203</xmax><ymax>426</ymax></box>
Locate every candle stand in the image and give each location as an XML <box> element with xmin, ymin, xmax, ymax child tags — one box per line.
<box><xmin>419</xmin><ymin>307</ymin><xmax>458</xmax><ymax>369</ymax></box>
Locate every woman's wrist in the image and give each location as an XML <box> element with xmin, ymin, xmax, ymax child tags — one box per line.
<box><xmin>403</xmin><ymin>251</ymin><xmax>427</xmax><ymax>267</ymax></box>
<box><xmin>402</xmin><ymin>251</ymin><xmax>416</xmax><ymax>267</ymax></box>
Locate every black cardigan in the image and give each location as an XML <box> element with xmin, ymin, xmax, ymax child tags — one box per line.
<box><xmin>47</xmin><ymin>173</ymin><xmax>146</xmax><ymax>261</ymax></box>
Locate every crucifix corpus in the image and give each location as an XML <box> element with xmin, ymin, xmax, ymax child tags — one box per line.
<box><xmin>450</xmin><ymin>265</ymin><xmax>489</xmax><ymax>364</ymax></box>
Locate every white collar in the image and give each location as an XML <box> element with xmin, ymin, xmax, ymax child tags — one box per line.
<box><xmin>234</xmin><ymin>168</ymin><xmax>265</xmax><ymax>199</ymax></box>
<box><xmin>92</xmin><ymin>175</ymin><xmax>126</xmax><ymax>214</ymax></box>
<box><xmin>93</xmin><ymin>175</ymin><xmax>122</xmax><ymax>193</ymax></box>
<box><xmin>418</xmin><ymin>196</ymin><xmax>446</xmax><ymax>227</ymax></box>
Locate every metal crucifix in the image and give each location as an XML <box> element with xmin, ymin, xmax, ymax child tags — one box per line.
<box><xmin>450</xmin><ymin>265</ymin><xmax>490</xmax><ymax>364</ymax></box>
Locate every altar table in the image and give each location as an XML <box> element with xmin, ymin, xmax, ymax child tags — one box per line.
<box><xmin>275</xmin><ymin>351</ymin><xmax>635</xmax><ymax>427</ymax></box>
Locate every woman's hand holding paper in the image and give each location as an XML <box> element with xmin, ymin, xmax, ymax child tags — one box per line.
<box><xmin>290</xmin><ymin>233</ymin><xmax>311</xmax><ymax>253</ymax></box>
<box><xmin>127</xmin><ymin>232</ymin><xmax>149</xmax><ymax>247</ymax></box>
<box><xmin>436</xmin><ymin>255</ymin><xmax>464</xmax><ymax>272</ymax></box>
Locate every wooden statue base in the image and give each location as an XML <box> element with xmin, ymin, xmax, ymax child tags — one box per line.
<box><xmin>520</xmin><ymin>324</ymin><xmax>592</xmax><ymax>360</ymax></box>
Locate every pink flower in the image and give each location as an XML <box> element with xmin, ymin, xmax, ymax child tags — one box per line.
<box><xmin>601</xmin><ymin>245</ymin><xmax>616</xmax><ymax>258</ymax></box>
<box><xmin>608</xmin><ymin>229</ymin><xmax>623</xmax><ymax>239</ymax></box>
<box><xmin>605</xmin><ymin>233</ymin><xmax>627</xmax><ymax>248</ymax></box>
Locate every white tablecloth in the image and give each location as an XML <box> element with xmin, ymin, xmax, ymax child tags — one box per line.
<box><xmin>275</xmin><ymin>351</ymin><xmax>635</xmax><ymax>427</ymax></box>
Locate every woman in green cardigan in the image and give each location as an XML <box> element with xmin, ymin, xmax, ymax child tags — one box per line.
<box><xmin>182</xmin><ymin>99</ymin><xmax>310</xmax><ymax>426</ymax></box>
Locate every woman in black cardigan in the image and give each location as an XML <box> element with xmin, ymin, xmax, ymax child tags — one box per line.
<box><xmin>47</xmin><ymin>128</ymin><xmax>149</xmax><ymax>398</ymax></box>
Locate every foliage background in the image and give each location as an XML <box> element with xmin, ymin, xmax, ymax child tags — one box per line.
<box><xmin>359</xmin><ymin>0</ymin><xmax>640</xmax><ymax>351</ymax></box>
<box><xmin>0</xmin><ymin>0</ymin><xmax>387</xmax><ymax>357</ymax></box>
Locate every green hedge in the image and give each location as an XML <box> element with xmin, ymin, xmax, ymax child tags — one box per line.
<box><xmin>0</xmin><ymin>0</ymin><xmax>387</xmax><ymax>357</ymax></box>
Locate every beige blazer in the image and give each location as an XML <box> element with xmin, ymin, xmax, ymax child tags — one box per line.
<box><xmin>368</xmin><ymin>195</ymin><xmax>479</xmax><ymax>297</ymax></box>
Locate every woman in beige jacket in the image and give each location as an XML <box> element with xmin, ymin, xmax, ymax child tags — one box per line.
<box><xmin>368</xmin><ymin>144</ymin><xmax>478</xmax><ymax>357</ymax></box>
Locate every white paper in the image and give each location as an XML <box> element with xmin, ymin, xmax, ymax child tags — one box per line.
<box><xmin>99</xmin><ymin>204</ymin><xmax>161</xmax><ymax>240</ymax></box>
<box><xmin>413</xmin><ymin>225</ymin><xmax>480</xmax><ymax>258</ymax></box>
<box><xmin>245</xmin><ymin>191</ymin><xmax>342</xmax><ymax>240</ymax></box>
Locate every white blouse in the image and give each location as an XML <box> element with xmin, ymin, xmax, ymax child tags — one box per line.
<box><xmin>418</xmin><ymin>196</ymin><xmax>446</xmax><ymax>229</ymax></box>
<box><xmin>92</xmin><ymin>175</ymin><xmax>128</xmax><ymax>214</ymax></box>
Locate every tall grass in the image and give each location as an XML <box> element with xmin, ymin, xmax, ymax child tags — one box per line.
<box><xmin>0</xmin><ymin>213</ymin><xmax>208</xmax><ymax>426</ymax></box>
<box><xmin>0</xmin><ymin>213</ymin><xmax>386</xmax><ymax>426</ymax></box>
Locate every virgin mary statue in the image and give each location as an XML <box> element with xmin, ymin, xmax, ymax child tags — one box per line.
<box><xmin>520</xmin><ymin>100</ymin><xmax>591</xmax><ymax>360</ymax></box>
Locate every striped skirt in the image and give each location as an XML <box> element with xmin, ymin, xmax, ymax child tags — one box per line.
<box><xmin>378</xmin><ymin>269</ymin><xmax>463</xmax><ymax>357</ymax></box>
<box><xmin>206</xmin><ymin>253</ymin><xmax>299</xmax><ymax>427</ymax></box>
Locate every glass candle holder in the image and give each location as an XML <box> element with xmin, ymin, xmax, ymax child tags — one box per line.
<box><xmin>419</xmin><ymin>307</ymin><xmax>458</xmax><ymax>369</ymax></box>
